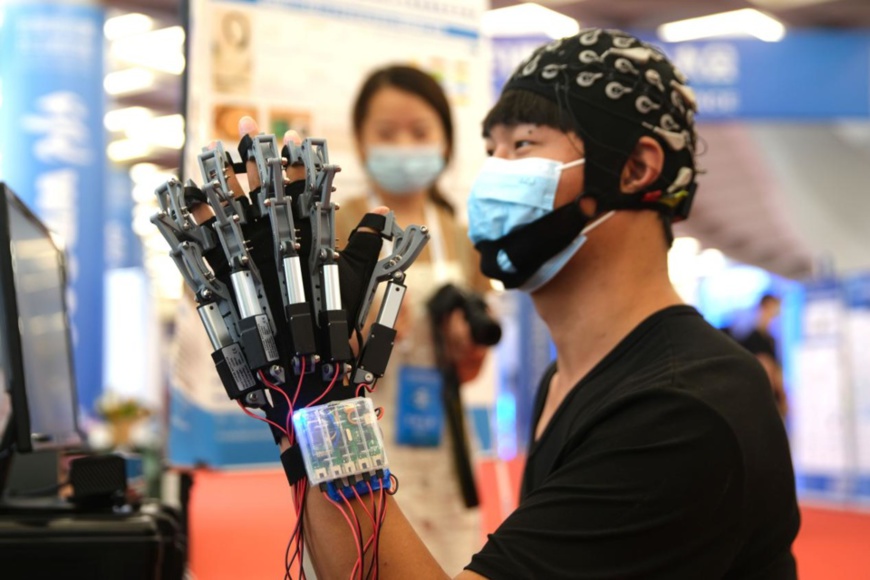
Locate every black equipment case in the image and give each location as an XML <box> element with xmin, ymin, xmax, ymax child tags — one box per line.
<box><xmin>0</xmin><ymin>500</ymin><xmax>186</xmax><ymax>579</ymax></box>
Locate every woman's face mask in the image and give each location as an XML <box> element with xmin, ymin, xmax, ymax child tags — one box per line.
<box><xmin>365</xmin><ymin>145</ymin><xmax>445</xmax><ymax>195</ymax></box>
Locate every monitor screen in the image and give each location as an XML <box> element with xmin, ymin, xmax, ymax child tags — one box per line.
<box><xmin>0</xmin><ymin>183</ymin><xmax>81</xmax><ymax>453</ymax></box>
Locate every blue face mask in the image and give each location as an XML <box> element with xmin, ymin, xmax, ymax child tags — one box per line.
<box><xmin>467</xmin><ymin>156</ymin><xmax>613</xmax><ymax>292</ymax></box>
<box><xmin>365</xmin><ymin>145</ymin><xmax>445</xmax><ymax>195</ymax></box>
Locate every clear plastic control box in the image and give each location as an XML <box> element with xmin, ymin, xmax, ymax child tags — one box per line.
<box><xmin>292</xmin><ymin>397</ymin><xmax>389</xmax><ymax>485</ymax></box>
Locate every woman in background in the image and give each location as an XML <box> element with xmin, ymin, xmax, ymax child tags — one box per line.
<box><xmin>335</xmin><ymin>65</ymin><xmax>491</xmax><ymax>575</ymax></box>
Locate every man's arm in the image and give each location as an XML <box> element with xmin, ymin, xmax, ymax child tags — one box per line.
<box><xmin>281</xmin><ymin>437</ymin><xmax>487</xmax><ymax>580</ymax></box>
<box><xmin>289</xmin><ymin>388</ymin><xmax>744</xmax><ymax>579</ymax></box>
<box><xmin>466</xmin><ymin>389</ymin><xmax>745</xmax><ymax>579</ymax></box>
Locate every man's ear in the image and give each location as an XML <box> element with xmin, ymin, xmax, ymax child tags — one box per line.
<box><xmin>620</xmin><ymin>136</ymin><xmax>664</xmax><ymax>194</ymax></box>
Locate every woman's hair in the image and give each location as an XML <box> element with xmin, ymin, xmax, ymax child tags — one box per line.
<box><xmin>352</xmin><ymin>65</ymin><xmax>455</xmax><ymax>214</ymax></box>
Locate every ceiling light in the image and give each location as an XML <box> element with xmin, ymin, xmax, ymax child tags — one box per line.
<box><xmin>104</xmin><ymin>107</ymin><xmax>153</xmax><ymax>133</ymax></box>
<box><xmin>104</xmin><ymin>13</ymin><xmax>154</xmax><ymax>41</ymax></box>
<box><xmin>129</xmin><ymin>163</ymin><xmax>162</xmax><ymax>184</ymax></box>
<box><xmin>124</xmin><ymin>114</ymin><xmax>185</xmax><ymax>149</ymax></box>
<box><xmin>104</xmin><ymin>68</ymin><xmax>156</xmax><ymax>96</ymax></box>
<box><xmin>749</xmin><ymin>0</ymin><xmax>836</xmax><ymax>7</ymax></box>
<box><xmin>108</xmin><ymin>139</ymin><xmax>153</xmax><ymax>163</ymax></box>
<box><xmin>482</xmin><ymin>3</ymin><xmax>579</xmax><ymax>39</ymax></box>
<box><xmin>110</xmin><ymin>26</ymin><xmax>186</xmax><ymax>74</ymax></box>
<box><xmin>658</xmin><ymin>9</ymin><xmax>785</xmax><ymax>43</ymax></box>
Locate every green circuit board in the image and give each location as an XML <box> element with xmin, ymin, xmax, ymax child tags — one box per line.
<box><xmin>293</xmin><ymin>397</ymin><xmax>388</xmax><ymax>485</ymax></box>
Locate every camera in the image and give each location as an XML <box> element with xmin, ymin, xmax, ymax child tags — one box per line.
<box><xmin>427</xmin><ymin>284</ymin><xmax>501</xmax><ymax>346</ymax></box>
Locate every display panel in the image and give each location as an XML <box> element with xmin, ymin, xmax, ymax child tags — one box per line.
<box><xmin>0</xmin><ymin>183</ymin><xmax>81</xmax><ymax>453</ymax></box>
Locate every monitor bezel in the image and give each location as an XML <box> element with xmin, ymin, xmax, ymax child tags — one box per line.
<box><xmin>0</xmin><ymin>182</ymin><xmax>83</xmax><ymax>454</ymax></box>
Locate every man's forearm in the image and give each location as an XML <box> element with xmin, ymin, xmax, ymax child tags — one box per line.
<box><xmin>281</xmin><ymin>437</ymin><xmax>448</xmax><ymax>580</ymax></box>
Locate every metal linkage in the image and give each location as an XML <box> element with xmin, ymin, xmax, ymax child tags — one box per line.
<box><xmin>150</xmin><ymin>179</ymin><xmax>259</xmax><ymax>401</ymax></box>
<box><xmin>252</xmin><ymin>135</ymin><xmax>317</xmax><ymax>360</ymax></box>
<box><xmin>199</xmin><ymin>148</ymin><xmax>281</xmax><ymax>373</ymax></box>
<box><xmin>351</xmin><ymin>218</ymin><xmax>430</xmax><ymax>388</ymax></box>
<box><xmin>290</xmin><ymin>139</ymin><xmax>350</xmax><ymax>369</ymax></box>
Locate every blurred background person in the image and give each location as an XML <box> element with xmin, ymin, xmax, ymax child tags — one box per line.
<box><xmin>739</xmin><ymin>294</ymin><xmax>788</xmax><ymax>418</ymax></box>
<box><xmin>335</xmin><ymin>64</ymin><xmax>493</xmax><ymax>575</ymax></box>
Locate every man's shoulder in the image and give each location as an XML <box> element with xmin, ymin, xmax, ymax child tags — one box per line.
<box><xmin>554</xmin><ymin>308</ymin><xmax>771</xmax><ymax>437</ymax></box>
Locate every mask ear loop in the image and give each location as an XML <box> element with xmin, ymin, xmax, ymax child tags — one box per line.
<box><xmin>581</xmin><ymin>210</ymin><xmax>615</xmax><ymax>235</ymax></box>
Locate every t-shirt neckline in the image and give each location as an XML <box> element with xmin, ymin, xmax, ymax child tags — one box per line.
<box><xmin>530</xmin><ymin>304</ymin><xmax>699</xmax><ymax>450</ymax></box>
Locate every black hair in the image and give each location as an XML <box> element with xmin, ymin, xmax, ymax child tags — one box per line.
<box><xmin>760</xmin><ymin>294</ymin><xmax>781</xmax><ymax>307</ymax></box>
<box><xmin>352</xmin><ymin>65</ymin><xmax>455</xmax><ymax>215</ymax></box>
<box><xmin>482</xmin><ymin>90</ymin><xmax>574</xmax><ymax>137</ymax></box>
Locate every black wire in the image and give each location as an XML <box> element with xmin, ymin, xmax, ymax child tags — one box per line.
<box><xmin>298</xmin><ymin>484</ymin><xmax>308</xmax><ymax>580</ymax></box>
<box><xmin>365</xmin><ymin>488</ymin><xmax>378</xmax><ymax>580</ymax></box>
<box><xmin>366</xmin><ymin>484</ymin><xmax>387</xmax><ymax>580</ymax></box>
<box><xmin>285</xmin><ymin>482</ymin><xmax>307</xmax><ymax>579</ymax></box>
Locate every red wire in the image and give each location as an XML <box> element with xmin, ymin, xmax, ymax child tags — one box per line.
<box><xmin>340</xmin><ymin>491</ymin><xmax>366</xmax><ymax>580</ymax></box>
<box><xmin>352</xmin><ymin>486</ymin><xmax>375</xmax><ymax>528</ymax></box>
<box><xmin>259</xmin><ymin>370</ymin><xmax>294</xmax><ymax>438</ymax></box>
<box><xmin>292</xmin><ymin>356</ymin><xmax>307</xmax><ymax>408</ymax></box>
<box><xmin>308</xmin><ymin>365</ymin><xmax>340</xmax><ymax>408</ymax></box>
<box><xmin>236</xmin><ymin>401</ymin><xmax>289</xmax><ymax>438</ymax></box>
<box><xmin>324</xmin><ymin>492</ymin><xmax>364</xmax><ymax>580</ymax></box>
<box><xmin>367</xmin><ymin>481</ymin><xmax>381</xmax><ymax>580</ymax></box>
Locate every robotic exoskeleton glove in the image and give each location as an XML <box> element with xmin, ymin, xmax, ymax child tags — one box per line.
<box><xmin>151</xmin><ymin>131</ymin><xmax>429</xmax><ymax>486</ymax></box>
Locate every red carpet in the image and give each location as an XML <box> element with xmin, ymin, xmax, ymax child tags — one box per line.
<box><xmin>793</xmin><ymin>504</ymin><xmax>870</xmax><ymax>579</ymax></box>
<box><xmin>188</xmin><ymin>466</ymin><xmax>870</xmax><ymax>579</ymax></box>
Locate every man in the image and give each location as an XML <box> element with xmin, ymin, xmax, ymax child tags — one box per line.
<box><xmin>294</xmin><ymin>29</ymin><xmax>800</xmax><ymax>579</ymax></box>
<box><xmin>740</xmin><ymin>294</ymin><xmax>788</xmax><ymax>418</ymax></box>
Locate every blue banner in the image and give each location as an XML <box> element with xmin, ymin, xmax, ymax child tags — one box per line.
<box><xmin>0</xmin><ymin>2</ymin><xmax>106</xmax><ymax>420</ymax></box>
<box><xmin>646</xmin><ymin>31</ymin><xmax>870</xmax><ymax>120</ymax></box>
<box><xmin>492</xmin><ymin>35</ymin><xmax>550</xmax><ymax>99</ymax></box>
<box><xmin>494</xmin><ymin>31</ymin><xmax>870</xmax><ymax>120</ymax></box>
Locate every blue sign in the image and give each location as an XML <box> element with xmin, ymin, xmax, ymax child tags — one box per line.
<box><xmin>492</xmin><ymin>35</ymin><xmax>550</xmax><ymax>98</ymax></box>
<box><xmin>105</xmin><ymin>169</ymin><xmax>143</xmax><ymax>270</ymax></box>
<box><xmin>645</xmin><ymin>31</ymin><xmax>870</xmax><ymax>120</ymax></box>
<box><xmin>494</xmin><ymin>31</ymin><xmax>870</xmax><ymax>120</ymax></box>
<box><xmin>0</xmin><ymin>3</ymin><xmax>106</xmax><ymax>420</ymax></box>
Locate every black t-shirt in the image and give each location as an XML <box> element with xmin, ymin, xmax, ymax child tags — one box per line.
<box><xmin>740</xmin><ymin>329</ymin><xmax>778</xmax><ymax>361</ymax></box>
<box><xmin>467</xmin><ymin>306</ymin><xmax>799</xmax><ymax>580</ymax></box>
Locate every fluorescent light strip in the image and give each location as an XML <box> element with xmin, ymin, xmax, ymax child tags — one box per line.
<box><xmin>104</xmin><ymin>107</ymin><xmax>152</xmax><ymax>133</ymax></box>
<box><xmin>107</xmin><ymin>139</ymin><xmax>153</xmax><ymax>163</ymax></box>
<box><xmin>124</xmin><ymin>114</ymin><xmax>185</xmax><ymax>150</ymax></box>
<box><xmin>110</xmin><ymin>26</ymin><xmax>186</xmax><ymax>75</ymax></box>
<box><xmin>482</xmin><ymin>2</ymin><xmax>579</xmax><ymax>40</ymax></box>
<box><xmin>104</xmin><ymin>68</ymin><xmax>155</xmax><ymax>95</ymax></box>
<box><xmin>104</xmin><ymin>13</ymin><xmax>154</xmax><ymax>41</ymax></box>
<box><xmin>658</xmin><ymin>9</ymin><xmax>785</xmax><ymax>43</ymax></box>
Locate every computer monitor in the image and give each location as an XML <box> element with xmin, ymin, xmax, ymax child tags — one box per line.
<box><xmin>0</xmin><ymin>182</ymin><xmax>82</xmax><ymax>462</ymax></box>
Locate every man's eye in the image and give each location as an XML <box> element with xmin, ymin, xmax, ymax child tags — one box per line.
<box><xmin>484</xmin><ymin>149</ymin><xmax>494</xmax><ymax>157</ymax></box>
<box><xmin>514</xmin><ymin>140</ymin><xmax>533</xmax><ymax>150</ymax></box>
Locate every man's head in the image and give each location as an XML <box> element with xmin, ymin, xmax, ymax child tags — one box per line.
<box><xmin>759</xmin><ymin>293</ymin><xmax>782</xmax><ymax>328</ymax></box>
<box><xmin>485</xmin><ymin>29</ymin><xmax>699</xmax><ymax>230</ymax></box>
<box><xmin>467</xmin><ymin>29</ymin><xmax>699</xmax><ymax>292</ymax></box>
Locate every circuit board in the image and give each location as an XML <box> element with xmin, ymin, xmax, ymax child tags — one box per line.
<box><xmin>292</xmin><ymin>397</ymin><xmax>389</xmax><ymax>485</ymax></box>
